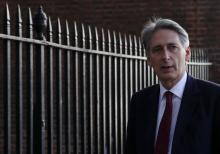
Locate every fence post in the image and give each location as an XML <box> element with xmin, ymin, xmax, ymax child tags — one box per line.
<box><xmin>33</xmin><ymin>6</ymin><xmax>47</xmax><ymax>154</ymax></box>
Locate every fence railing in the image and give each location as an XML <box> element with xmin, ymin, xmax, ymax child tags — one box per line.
<box><xmin>0</xmin><ymin>4</ymin><xmax>212</xmax><ymax>154</ymax></box>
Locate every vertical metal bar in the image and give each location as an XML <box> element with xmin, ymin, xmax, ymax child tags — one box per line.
<box><xmin>190</xmin><ymin>50</ymin><xmax>194</xmax><ymax>77</ymax></box>
<box><xmin>204</xmin><ymin>50</ymin><xmax>208</xmax><ymax>80</ymax></box>
<box><xmin>33</xmin><ymin>7</ymin><xmax>47</xmax><ymax>154</ymax></box>
<box><xmin>191</xmin><ymin>49</ymin><xmax>194</xmax><ymax>77</ymax></box>
<box><xmin>188</xmin><ymin>50</ymin><xmax>193</xmax><ymax>74</ymax></box>
<box><xmin>124</xmin><ymin>34</ymin><xmax>128</xmax><ymax>131</ymax></box>
<box><xmin>207</xmin><ymin>51</ymin><xmax>209</xmax><ymax>80</ymax></box>
<box><xmin>187</xmin><ymin>49</ymin><xmax>191</xmax><ymax>77</ymax></box>
<box><xmin>203</xmin><ymin>50</ymin><xmax>205</xmax><ymax>80</ymax></box>
<box><xmin>34</xmin><ymin>36</ymin><xmax>46</xmax><ymax>154</ymax></box>
<box><xmin>204</xmin><ymin>50</ymin><xmax>206</xmax><ymax>79</ymax></box>
<box><xmin>134</xmin><ymin>35</ymin><xmax>138</xmax><ymax>92</ymax></box>
<box><xmin>5</xmin><ymin>4</ymin><xmax>11</xmax><ymax>154</ymax></box>
<box><xmin>198</xmin><ymin>49</ymin><xmax>201</xmax><ymax>79</ymax></box>
<box><xmin>40</xmin><ymin>40</ymin><xmax>46</xmax><ymax>154</ymax></box>
<box><xmin>193</xmin><ymin>49</ymin><xmax>196</xmax><ymax>78</ymax></box>
<box><xmin>66</xmin><ymin>20</ymin><xmax>71</xmax><ymax>154</ymax></box>
<box><xmin>206</xmin><ymin>55</ymin><xmax>208</xmax><ymax>80</ymax></box>
<box><xmin>147</xmin><ymin>66</ymin><xmax>150</xmax><ymax>86</ymax></box>
<box><xmin>147</xmin><ymin>55</ymin><xmax>151</xmax><ymax>87</ymax></box>
<box><xmin>17</xmin><ymin>5</ymin><xmax>23</xmax><ymax>154</ymax></box>
<box><xmin>48</xmin><ymin>17</ymin><xmax>54</xmax><ymax>154</ymax></box>
<box><xmin>151</xmin><ymin>67</ymin><xmax>154</xmax><ymax>85</ymax></box>
<box><xmin>119</xmin><ymin>32</ymin><xmax>124</xmax><ymax>154</ymax></box>
<box><xmin>143</xmin><ymin>48</ymin><xmax>147</xmax><ymax>88</ymax></box>
<box><xmin>95</xmin><ymin>27</ymin><xmax>101</xmax><ymax>154</ymax></box>
<box><xmin>196</xmin><ymin>50</ymin><xmax>198</xmax><ymax>78</ymax></box>
<box><xmin>199</xmin><ymin>49</ymin><xmax>202</xmax><ymax>79</ymax></box>
<box><xmin>190</xmin><ymin>52</ymin><xmax>193</xmax><ymax>77</ymax></box>
<box><xmin>138</xmin><ymin>38</ymin><xmax>143</xmax><ymax>90</ymax></box>
<box><xmin>57</xmin><ymin>18</ymin><xmax>63</xmax><ymax>154</ymax></box>
<box><xmin>107</xmin><ymin>30</ymin><xmax>113</xmax><ymax>154</ymax></box>
<box><xmin>195</xmin><ymin>49</ymin><xmax>198</xmax><ymax>78</ymax></box>
<box><xmin>129</xmin><ymin>35</ymin><xmax>133</xmax><ymax>98</ymax></box>
<box><xmin>28</xmin><ymin>8</ymin><xmax>34</xmax><ymax>154</ymax></box>
<box><xmin>88</xmin><ymin>25</ymin><xmax>94</xmax><ymax>154</ymax></box>
<box><xmin>74</xmin><ymin>21</ymin><xmax>80</xmax><ymax>154</ymax></box>
<box><xmin>190</xmin><ymin>50</ymin><xmax>192</xmax><ymax>77</ymax></box>
<box><xmin>155</xmin><ymin>73</ymin><xmax>159</xmax><ymax>84</ymax></box>
<box><xmin>198</xmin><ymin>49</ymin><xmax>200</xmax><ymax>78</ymax></box>
<box><xmin>82</xmin><ymin>23</ymin><xmax>88</xmax><ymax>154</ymax></box>
<box><xmin>113</xmin><ymin>31</ymin><xmax>118</xmax><ymax>154</ymax></box>
<box><xmin>101</xmin><ymin>28</ymin><xmax>107</xmax><ymax>154</ymax></box>
<box><xmin>200</xmin><ymin>49</ymin><xmax>203</xmax><ymax>79</ymax></box>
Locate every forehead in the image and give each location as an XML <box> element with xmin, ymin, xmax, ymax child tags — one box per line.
<box><xmin>150</xmin><ymin>29</ymin><xmax>181</xmax><ymax>47</ymax></box>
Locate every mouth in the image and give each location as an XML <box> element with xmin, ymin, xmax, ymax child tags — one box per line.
<box><xmin>161</xmin><ymin>66</ymin><xmax>173</xmax><ymax>72</ymax></box>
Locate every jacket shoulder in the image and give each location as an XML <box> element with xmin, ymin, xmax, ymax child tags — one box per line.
<box><xmin>132</xmin><ymin>84</ymin><xmax>159</xmax><ymax>98</ymax></box>
<box><xmin>193</xmin><ymin>77</ymin><xmax>220</xmax><ymax>92</ymax></box>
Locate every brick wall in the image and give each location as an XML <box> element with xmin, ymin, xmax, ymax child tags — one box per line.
<box><xmin>1</xmin><ymin>0</ymin><xmax>220</xmax><ymax>49</ymax></box>
<box><xmin>0</xmin><ymin>0</ymin><xmax>219</xmax><ymax>89</ymax></box>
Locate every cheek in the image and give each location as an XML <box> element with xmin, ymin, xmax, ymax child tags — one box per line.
<box><xmin>150</xmin><ymin>60</ymin><xmax>160</xmax><ymax>69</ymax></box>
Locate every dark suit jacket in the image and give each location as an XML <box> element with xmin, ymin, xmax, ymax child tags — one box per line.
<box><xmin>125</xmin><ymin>75</ymin><xmax>220</xmax><ymax>154</ymax></box>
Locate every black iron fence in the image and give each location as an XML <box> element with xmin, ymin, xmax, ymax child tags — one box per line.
<box><xmin>0</xmin><ymin>4</ymin><xmax>212</xmax><ymax>154</ymax></box>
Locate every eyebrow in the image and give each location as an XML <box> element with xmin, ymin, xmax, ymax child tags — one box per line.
<box><xmin>151</xmin><ymin>43</ymin><xmax>179</xmax><ymax>48</ymax></box>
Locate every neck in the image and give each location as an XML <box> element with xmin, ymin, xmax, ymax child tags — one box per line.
<box><xmin>161</xmin><ymin>72</ymin><xmax>186</xmax><ymax>90</ymax></box>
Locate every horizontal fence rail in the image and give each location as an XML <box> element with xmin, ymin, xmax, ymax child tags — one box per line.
<box><xmin>0</xmin><ymin>4</ymin><xmax>212</xmax><ymax>154</ymax></box>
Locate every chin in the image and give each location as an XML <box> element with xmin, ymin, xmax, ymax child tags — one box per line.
<box><xmin>159</xmin><ymin>75</ymin><xmax>176</xmax><ymax>82</ymax></box>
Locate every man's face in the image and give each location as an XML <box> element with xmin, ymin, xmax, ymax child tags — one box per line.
<box><xmin>148</xmin><ymin>29</ymin><xmax>191</xmax><ymax>87</ymax></box>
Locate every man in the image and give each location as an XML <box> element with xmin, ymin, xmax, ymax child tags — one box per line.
<box><xmin>125</xmin><ymin>18</ymin><xmax>220</xmax><ymax>154</ymax></box>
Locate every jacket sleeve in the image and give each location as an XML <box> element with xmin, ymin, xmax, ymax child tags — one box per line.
<box><xmin>212</xmin><ymin>92</ymin><xmax>220</xmax><ymax>153</ymax></box>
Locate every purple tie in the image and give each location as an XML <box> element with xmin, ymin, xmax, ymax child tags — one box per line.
<box><xmin>155</xmin><ymin>91</ymin><xmax>173</xmax><ymax>154</ymax></box>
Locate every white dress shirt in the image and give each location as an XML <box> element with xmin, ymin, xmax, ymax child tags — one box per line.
<box><xmin>155</xmin><ymin>72</ymin><xmax>187</xmax><ymax>154</ymax></box>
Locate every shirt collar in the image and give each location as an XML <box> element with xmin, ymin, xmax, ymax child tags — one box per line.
<box><xmin>160</xmin><ymin>72</ymin><xmax>187</xmax><ymax>100</ymax></box>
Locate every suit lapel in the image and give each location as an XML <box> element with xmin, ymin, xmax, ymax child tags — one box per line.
<box><xmin>172</xmin><ymin>75</ymin><xmax>200</xmax><ymax>153</ymax></box>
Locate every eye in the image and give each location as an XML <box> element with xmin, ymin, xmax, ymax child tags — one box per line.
<box><xmin>151</xmin><ymin>46</ymin><xmax>162</xmax><ymax>53</ymax></box>
<box><xmin>167</xmin><ymin>44</ymin><xmax>178</xmax><ymax>52</ymax></box>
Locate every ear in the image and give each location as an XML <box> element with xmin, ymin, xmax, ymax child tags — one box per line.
<box><xmin>185</xmin><ymin>46</ymin><xmax>191</xmax><ymax>62</ymax></box>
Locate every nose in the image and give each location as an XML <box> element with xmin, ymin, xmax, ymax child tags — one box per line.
<box><xmin>162</xmin><ymin>47</ymin><xmax>170</xmax><ymax>60</ymax></box>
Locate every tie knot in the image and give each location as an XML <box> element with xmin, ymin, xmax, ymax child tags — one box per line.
<box><xmin>165</xmin><ymin>91</ymin><xmax>173</xmax><ymax>102</ymax></box>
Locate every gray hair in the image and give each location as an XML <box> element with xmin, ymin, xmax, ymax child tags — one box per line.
<box><xmin>141</xmin><ymin>18</ymin><xmax>189</xmax><ymax>54</ymax></box>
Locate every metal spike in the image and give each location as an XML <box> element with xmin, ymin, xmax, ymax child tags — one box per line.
<box><xmin>102</xmin><ymin>28</ymin><xmax>105</xmax><ymax>51</ymax></box>
<box><xmin>138</xmin><ymin>37</ymin><xmax>142</xmax><ymax>56</ymax></box>
<box><xmin>95</xmin><ymin>27</ymin><xmax>99</xmax><ymax>50</ymax></box>
<box><xmin>129</xmin><ymin>35</ymin><xmax>132</xmax><ymax>55</ymax></box>
<box><xmin>74</xmin><ymin>21</ymin><xmax>78</xmax><ymax>47</ymax></box>
<box><xmin>6</xmin><ymin>3</ymin><xmax>11</xmax><ymax>35</ymax></box>
<box><xmin>113</xmin><ymin>31</ymin><xmax>117</xmax><ymax>53</ymax></box>
<box><xmin>124</xmin><ymin>34</ymin><xmax>128</xmax><ymax>54</ymax></box>
<box><xmin>17</xmin><ymin>5</ymin><xmax>22</xmax><ymax>22</ymax></box>
<box><xmin>48</xmin><ymin>17</ymin><xmax>53</xmax><ymax>42</ymax></box>
<box><xmin>57</xmin><ymin>18</ymin><xmax>61</xmax><ymax>34</ymax></box>
<box><xmin>88</xmin><ymin>25</ymin><xmax>92</xmax><ymax>49</ymax></box>
<box><xmin>28</xmin><ymin>8</ymin><xmax>33</xmax><ymax>39</ymax></box>
<box><xmin>57</xmin><ymin>18</ymin><xmax>61</xmax><ymax>44</ymax></box>
<box><xmin>66</xmin><ymin>20</ymin><xmax>70</xmax><ymax>46</ymax></box>
<box><xmin>82</xmin><ymin>23</ymin><xmax>86</xmax><ymax>48</ymax></box>
<box><xmin>107</xmin><ymin>30</ymin><xmax>111</xmax><ymax>52</ymax></box>
<box><xmin>134</xmin><ymin>35</ymin><xmax>137</xmax><ymax>56</ymax></box>
<box><xmin>119</xmin><ymin>32</ymin><xmax>122</xmax><ymax>54</ymax></box>
<box><xmin>17</xmin><ymin>5</ymin><xmax>22</xmax><ymax>37</ymax></box>
<box><xmin>6</xmin><ymin>3</ymin><xmax>10</xmax><ymax>21</ymax></box>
